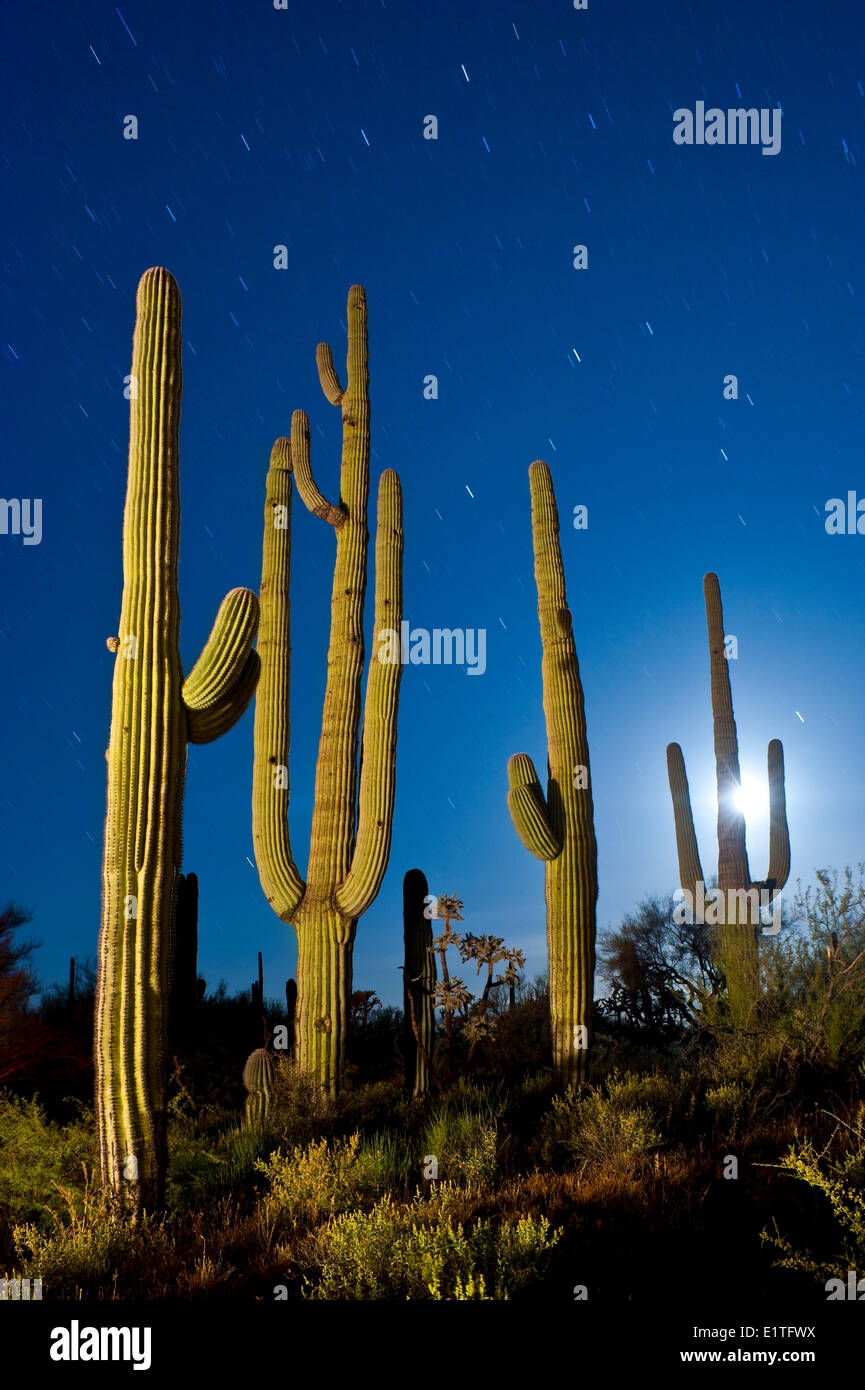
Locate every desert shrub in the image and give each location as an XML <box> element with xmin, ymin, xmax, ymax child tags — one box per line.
<box><xmin>762</xmin><ymin>1103</ymin><xmax>865</xmax><ymax>1284</ymax></box>
<box><xmin>0</xmin><ymin>1092</ymin><xmax>95</xmax><ymax>1234</ymax></box>
<box><xmin>702</xmin><ymin>1082</ymin><xmax>748</xmax><ymax>1135</ymax></box>
<box><xmin>255</xmin><ymin>1129</ymin><xmax>411</xmax><ymax>1225</ymax></box>
<box><xmin>420</xmin><ymin>1085</ymin><xmax>504</xmax><ymax>1188</ymax></box>
<box><xmin>540</xmin><ymin>1070</ymin><xmax>670</xmax><ymax>1169</ymax></box>
<box><xmin>304</xmin><ymin>1192</ymin><xmax>560</xmax><ymax>1299</ymax></box>
<box><xmin>10</xmin><ymin>1180</ymin><xmax>173</xmax><ymax>1299</ymax></box>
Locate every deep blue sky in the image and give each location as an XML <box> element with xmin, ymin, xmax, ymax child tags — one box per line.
<box><xmin>2</xmin><ymin>0</ymin><xmax>863</xmax><ymax>1008</ymax></box>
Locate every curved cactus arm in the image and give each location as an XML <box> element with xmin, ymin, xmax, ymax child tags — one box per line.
<box><xmin>182</xmin><ymin>588</ymin><xmax>259</xmax><ymax>712</ymax></box>
<box><xmin>704</xmin><ymin>572</ymin><xmax>750</xmax><ymax>887</ymax></box>
<box><xmin>753</xmin><ymin>738</ymin><xmax>790</xmax><ymax>894</ymax></box>
<box><xmin>252</xmin><ymin>437</ymin><xmax>306</xmax><ymax>919</ymax></box>
<box><xmin>507</xmin><ymin>752</ymin><xmax>562</xmax><ymax>861</ymax></box>
<box><xmin>316</xmin><ymin>341</ymin><xmax>345</xmax><ymax>406</ymax></box>
<box><xmin>337</xmin><ymin>469</ymin><xmax>404</xmax><ymax>919</ymax></box>
<box><xmin>187</xmin><ymin>649</ymin><xmax>261</xmax><ymax>744</ymax></box>
<box><xmin>289</xmin><ymin>408</ymin><xmax>345</xmax><ymax>528</ymax></box>
<box><xmin>666</xmin><ymin>742</ymin><xmax>705</xmax><ymax>903</ymax></box>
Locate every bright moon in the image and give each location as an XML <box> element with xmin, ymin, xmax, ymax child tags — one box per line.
<box><xmin>732</xmin><ymin>776</ymin><xmax>768</xmax><ymax>821</ymax></box>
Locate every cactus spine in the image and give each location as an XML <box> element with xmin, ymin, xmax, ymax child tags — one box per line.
<box><xmin>506</xmin><ymin>461</ymin><xmax>598</xmax><ymax>1087</ymax></box>
<box><xmin>242</xmin><ymin>1047</ymin><xmax>274</xmax><ymax>1127</ymax></box>
<box><xmin>666</xmin><ymin>573</ymin><xmax>790</xmax><ymax>1023</ymax></box>
<box><xmin>95</xmin><ymin>268</ymin><xmax>260</xmax><ymax>1214</ymax></box>
<box><xmin>252</xmin><ymin>286</ymin><xmax>403</xmax><ymax>1095</ymax></box>
<box><xmin>403</xmin><ymin>868</ymin><xmax>437</xmax><ymax>1099</ymax></box>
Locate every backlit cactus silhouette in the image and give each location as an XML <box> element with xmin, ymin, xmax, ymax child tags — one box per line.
<box><xmin>506</xmin><ymin>461</ymin><xmax>598</xmax><ymax>1086</ymax></box>
<box><xmin>96</xmin><ymin>268</ymin><xmax>260</xmax><ymax>1214</ymax></box>
<box><xmin>402</xmin><ymin>868</ymin><xmax>437</xmax><ymax>1099</ymax></box>
<box><xmin>243</xmin><ymin>1047</ymin><xmax>274</xmax><ymax>1127</ymax></box>
<box><xmin>666</xmin><ymin>572</ymin><xmax>790</xmax><ymax>1024</ymax></box>
<box><xmin>252</xmin><ymin>285</ymin><xmax>403</xmax><ymax>1095</ymax></box>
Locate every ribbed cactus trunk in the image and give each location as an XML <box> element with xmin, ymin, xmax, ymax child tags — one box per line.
<box><xmin>666</xmin><ymin>573</ymin><xmax>790</xmax><ymax>1026</ymax></box>
<box><xmin>96</xmin><ymin>268</ymin><xmax>260</xmax><ymax>1215</ymax></box>
<box><xmin>293</xmin><ymin>910</ymin><xmax>355</xmax><ymax>1088</ymax></box>
<box><xmin>252</xmin><ymin>286</ymin><xmax>403</xmax><ymax>1095</ymax></box>
<box><xmin>506</xmin><ymin>461</ymin><xmax>598</xmax><ymax>1087</ymax></box>
<box><xmin>403</xmin><ymin>868</ymin><xmax>436</xmax><ymax>1099</ymax></box>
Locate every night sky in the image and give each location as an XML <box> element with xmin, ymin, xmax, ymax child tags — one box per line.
<box><xmin>2</xmin><ymin>0</ymin><xmax>863</xmax><ymax>1008</ymax></box>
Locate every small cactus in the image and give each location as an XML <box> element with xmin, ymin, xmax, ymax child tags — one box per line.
<box><xmin>242</xmin><ymin>1047</ymin><xmax>275</xmax><ymax>1127</ymax></box>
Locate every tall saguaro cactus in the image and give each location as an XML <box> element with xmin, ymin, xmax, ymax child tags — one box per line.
<box><xmin>506</xmin><ymin>461</ymin><xmax>598</xmax><ymax>1086</ymax></box>
<box><xmin>403</xmin><ymin>868</ymin><xmax>437</xmax><ymax>1099</ymax></box>
<box><xmin>666</xmin><ymin>572</ymin><xmax>790</xmax><ymax>1024</ymax></box>
<box><xmin>252</xmin><ymin>285</ymin><xmax>403</xmax><ymax>1095</ymax></box>
<box><xmin>96</xmin><ymin>268</ymin><xmax>260</xmax><ymax>1215</ymax></box>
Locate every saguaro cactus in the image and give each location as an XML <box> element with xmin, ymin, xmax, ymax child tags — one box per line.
<box><xmin>242</xmin><ymin>1047</ymin><xmax>274</xmax><ymax>1127</ymax></box>
<box><xmin>666</xmin><ymin>573</ymin><xmax>790</xmax><ymax>1024</ymax></box>
<box><xmin>252</xmin><ymin>286</ymin><xmax>403</xmax><ymax>1095</ymax></box>
<box><xmin>96</xmin><ymin>268</ymin><xmax>260</xmax><ymax>1214</ymax></box>
<box><xmin>402</xmin><ymin>868</ymin><xmax>437</xmax><ymax>1099</ymax></box>
<box><xmin>506</xmin><ymin>461</ymin><xmax>598</xmax><ymax>1086</ymax></box>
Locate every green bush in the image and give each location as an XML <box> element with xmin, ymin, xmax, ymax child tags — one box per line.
<box><xmin>304</xmin><ymin>1192</ymin><xmax>560</xmax><ymax>1299</ymax></box>
<box><xmin>10</xmin><ymin>1187</ymin><xmax>173</xmax><ymax>1299</ymax></box>
<box><xmin>541</xmin><ymin>1070</ymin><xmax>669</xmax><ymax>1169</ymax></box>
<box><xmin>702</xmin><ymin>1082</ymin><xmax>748</xmax><ymax>1135</ymax></box>
<box><xmin>256</xmin><ymin>1130</ymin><xmax>409</xmax><ymax>1223</ymax></box>
<box><xmin>762</xmin><ymin>1103</ymin><xmax>865</xmax><ymax>1284</ymax></box>
<box><xmin>421</xmin><ymin>1101</ymin><xmax>500</xmax><ymax>1188</ymax></box>
<box><xmin>0</xmin><ymin>1092</ymin><xmax>96</xmax><ymax>1233</ymax></box>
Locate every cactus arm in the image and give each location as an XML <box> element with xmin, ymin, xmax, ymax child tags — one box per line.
<box><xmin>754</xmin><ymin>738</ymin><xmax>790</xmax><ymax>893</ymax></box>
<box><xmin>316</xmin><ymin>342</ymin><xmax>345</xmax><ymax>406</ymax></box>
<box><xmin>186</xmin><ymin>649</ymin><xmax>261</xmax><ymax>744</ymax></box>
<box><xmin>666</xmin><ymin>742</ymin><xmax>705</xmax><ymax>901</ymax></box>
<box><xmin>182</xmin><ymin>588</ymin><xmax>259</xmax><ymax>712</ymax></box>
<box><xmin>337</xmin><ymin>469</ymin><xmax>403</xmax><ymax>919</ymax></box>
<box><xmin>704</xmin><ymin>572</ymin><xmax>750</xmax><ymax>888</ymax></box>
<box><xmin>252</xmin><ymin>437</ymin><xmax>306</xmax><ymax>919</ymax></box>
<box><xmin>506</xmin><ymin>753</ymin><xmax>562</xmax><ymax>861</ymax></box>
<box><xmin>289</xmin><ymin>408</ymin><xmax>345</xmax><ymax>528</ymax></box>
<box><xmin>307</xmin><ymin>285</ymin><xmax>370</xmax><ymax>894</ymax></box>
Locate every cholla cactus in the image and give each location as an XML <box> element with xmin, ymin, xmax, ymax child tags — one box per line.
<box><xmin>433</xmin><ymin>977</ymin><xmax>474</xmax><ymax>1016</ymax></box>
<box><xmin>500</xmin><ymin>950</ymin><xmax>526</xmax><ymax>1010</ymax></box>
